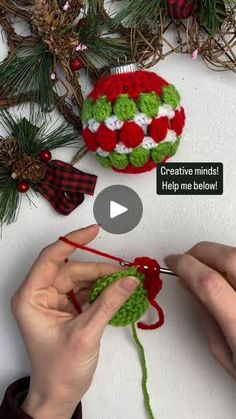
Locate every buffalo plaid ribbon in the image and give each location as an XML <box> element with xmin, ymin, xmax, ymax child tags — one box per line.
<box><xmin>36</xmin><ymin>160</ymin><xmax>97</xmax><ymax>215</ymax></box>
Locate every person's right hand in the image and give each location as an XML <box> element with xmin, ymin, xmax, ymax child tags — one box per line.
<box><xmin>165</xmin><ymin>242</ymin><xmax>236</xmax><ymax>379</ymax></box>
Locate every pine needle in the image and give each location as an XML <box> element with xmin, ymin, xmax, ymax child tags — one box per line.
<box><xmin>0</xmin><ymin>172</ymin><xmax>20</xmax><ymax>225</ymax></box>
<box><xmin>109</xmin><ymin>0</ymin><xmax>164</xmax><ymax>29</ymax></box>
<box><xmin>0</xmin><ymin>44</ymin><xmax>55</xmax><ymax>110</ymax></box>
<box><xmin>199</xmin><ymin>0</ymin><xmax>227</xmax><ymax>34</ymax></box>
<box><xmin>0</xmin><ymin>110</ymin><xmax>79</xmax><ymax>156</ymax></box>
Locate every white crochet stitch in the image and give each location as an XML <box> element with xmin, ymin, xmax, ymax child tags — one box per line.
<box><xmin>134</xmin><ymin>112</ymin><xmax>152</xmax><ymax>127</ymax></box>
<box><xmin>161</xmin><ymin>129</ymin><xmax>177</xmax><ymax>144</ymax></box>
<box><xmin>96</xmin><ymin>147</ymin><xmax>110</xmax><ymax>157</ymax></box>
<box><xmin>141</xmin><ymin>136</ymin><xmax>157</xmax><ymax>150</ymax></box>
<box><xmin>115</xmin><ymin>142</ymin><xmax>133</xmax><ymax>154</ymax></box>
<box><xmin>105</xmin><ymin>115</ymin><xmax>124</xmax><ymax>131</ymax></box>
<box><xmin>88</xmin><ymin>119</ymin><xmax>100</xmax><ymax>133</ymax></box>
<box><xmin>157</xmin><ymin>104</ymin><xmax>175</xmax><ymax>119</ymax></box>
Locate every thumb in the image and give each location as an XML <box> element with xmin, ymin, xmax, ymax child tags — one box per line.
<box><xmin>83</xmin><ymin>276</ymin><xmax>140</xmax><ymax>339</ymax></box>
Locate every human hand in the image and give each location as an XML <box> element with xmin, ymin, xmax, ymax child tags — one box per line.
<box><xmin>165</xmin><ymin>242</ymin><xmax>236</xmax><ymax>379</ymax></box>
<box><xmin>11</xmin><ymin>224</ymin><xmax>139</xmax><ymax>419</ymax></box>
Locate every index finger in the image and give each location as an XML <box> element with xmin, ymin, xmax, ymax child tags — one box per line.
<box><xmin>25</xmin><ymin>224</ymin><xmax>99</xmax><ymax>290</ymax></box>
<box><xmin>188</xmin><ymin>241</ymin><xmax>236</xmax><ymax>288</ymax></box>
<box><xmin>165</xmin><ymin>253</ymin><xmax>236</xmax><ymax>343</ymax></box>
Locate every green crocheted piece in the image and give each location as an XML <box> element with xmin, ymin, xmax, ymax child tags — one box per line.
<box><xmin>114</xmin><ymin>94</ymin><xmax>136</xmax><ymax>121</ymax></box>
<box><xmin>151</xmin><ymin>143</ymin><xmax>172</xmax><ymax>163</ymax></box>
<box><xmin>168</xmin><ymin>137</ymin><xmax>181</xmax><ymax>156</ymax></box>
<box><xmin>138</xmin><ymin>92</ymin><xmax>160</xmax><ymax>118</ymax></box>
<box><xmin>89</xmin><ymin>267</ymin><xmax>149</xmax><ymax>326</ymax></box>
<box><xmin>95</xmin><ymin>154</ymin><xmax>112</xmax><ymax>168</ymax></box>
<box><xmin>162</xmin><ymin>84</ymin><xmax>181</xmax><ymax>109</ymax></box>
<box><xmin>81</xmin><ymin>99</ymin><xmax>94</xmax><ymax>122</ymax></box>
<box><xmin>129</xmin><ymin>147</ymin><xmax>150</xmax><ymax>167</ymax></box>
<box><xmin>109</xmin><ymin>152</ymin><xmax>129</xmax><ymax>169</ymax></box>
<box><xmin>93</xmin><ymin>96</ymin><xmax>112</xmax><ymax>122</ymax></box>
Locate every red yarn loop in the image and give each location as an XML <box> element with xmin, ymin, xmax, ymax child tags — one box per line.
<box><xmin>59</xmin><ymin>237</ymin><xmax>164</xmax><ymax>330</ymax></box>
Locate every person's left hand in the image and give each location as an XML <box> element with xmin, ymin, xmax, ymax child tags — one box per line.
<box><xmin>11</xmin><ymin>224</ymin><xmax>139</xmax><ymax>419</ymax></box>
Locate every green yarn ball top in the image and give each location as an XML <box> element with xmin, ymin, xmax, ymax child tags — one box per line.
<box><xmin>89</xmin><ymin>267</ymin><xmax>149</xmax><ymax>327</ymax></box>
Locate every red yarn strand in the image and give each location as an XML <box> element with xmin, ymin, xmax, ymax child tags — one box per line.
<box><xmin>138</xmin><ymin>300</ymin><xmax>164</xmax><ymax>330</ymax></box>
<box><xmin>59</xmin><ymin>236</ymin><xmax>124</xmax><ymax>264</ymax></box>
<box><xmin>68</xmin><ymin>290</ymin><xmax>83</xmax><ymax>314</ymax></box>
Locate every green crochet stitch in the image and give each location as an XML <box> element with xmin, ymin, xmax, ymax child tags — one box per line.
<box><xmin>138</xmin><ymin>92</ymin><xmax>160</xmax><ymax>118</ymax></box>
<box><xmin>162</xmin><ymin>84</ymin><xmax>181</xmax><ymax>109</ymax></box>
<box><xmin>93</xmin><ymin>96</ymin><xmax>112</xmax><ymax>122</ymax></box>
<box><xmin>81</xmin><ymin>98</ymin><xmax>94</xmax><ymax>122</ymax></box>
<box><xmin>114</xmin><ymin>94</ymin><xmax>136</xmax><ymax>120</ymax></box>
<box><xmin>129</xmin><ymin>147</ymin><xmax>150</xmax><ymax>168</ymax></box>
<box><xmin>90</xmin><ymin>266</ymin><xmax>149</xmax><ymax>326</ymax></box>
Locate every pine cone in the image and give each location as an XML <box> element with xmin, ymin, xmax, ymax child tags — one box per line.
<box><xmin>12</xmin><ymin>156</ymin><xmax>47</xmax><ymax>183</ymax></box>
<box><xmin>31</xmin><ymin>0</ymin><xmax>78</xmax><ymax>60</ymax></box>
<box><xmin>0</xmin><ymin>137</ymin><xmax>23</xmax><ymax>169</ymax></box>
<box><xmin>31</xmin><ymin>0</ymin><xmax>61</xmax><ymax>35</ymax></box>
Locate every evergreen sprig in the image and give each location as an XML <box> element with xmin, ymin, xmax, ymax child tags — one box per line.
<box><xmin>0</xmin><ymin>44</ymin><xmax>55</xmax><ymax>110</ymax></box>
<box><xmin>199</xmin><ymin>0</ymin><xmax>227</xmax><ymax>34</ymax></box>
<box><xmin>0</xmin><ymin>172</ymin><xmax>20</xmax><ymax>225</ymax></box>
<box><xmin>76</xmin><ymin>1</ymin><xmax>131</xmax><ymax>67</ymax></box>
<box><xmin>109</xmin><ymin>0</ymin><xmax>165</xmax><ymax>29</ymax></box>
<box><xmin>0</xmin><ymin>111</ymin><xmax>79</xmax><ymax>225</ymax></box>
<box><xmin>0</xmin><ymin>111</ymin><xmax>79</xmax><ymax>156</ymax></box>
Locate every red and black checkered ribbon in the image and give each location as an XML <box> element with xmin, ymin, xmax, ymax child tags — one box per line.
<box><xmin>36</xmin><ymin>160</ymin><xmax>97</xmax><ymax>215</ymax></box>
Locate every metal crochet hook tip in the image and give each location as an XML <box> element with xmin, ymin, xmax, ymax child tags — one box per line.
<box><xmin>120</xmin><ymin>261</ymin><xmax>177</xmax><ymax>277</ymax></box>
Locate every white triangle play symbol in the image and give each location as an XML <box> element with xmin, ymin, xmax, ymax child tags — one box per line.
<box><xmin>110</xmin><ymin>201</ymin><xmax>128</xmax><ymax>219</ymax></box>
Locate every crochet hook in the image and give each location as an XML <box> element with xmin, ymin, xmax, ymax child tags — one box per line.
<box><xmin>120</xmin><ymin>261</ymin><xmax>178</xmax><ymax>277</ymax></box>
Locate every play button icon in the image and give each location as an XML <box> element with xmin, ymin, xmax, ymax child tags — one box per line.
<box><xmin>110</xmin><ymin>201</ymin><xmax>128</xmax><ymax>219</ymax></box>
<box><xmin>93</xmin><ymin>185</ymin><xmax>143</xmax><ymax>234</ymax></box>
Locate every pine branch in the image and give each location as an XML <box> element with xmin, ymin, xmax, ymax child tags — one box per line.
<box><xmin>109</xmin><ymin>0</ymin><xmax>165</xmax><ymax>29</ymax></box>
<box><xmin>0</xmin><ymin>172</ymin><xmax>20</xmax><ymax>225</ymax></box>
<box><xmin>0</xmin><ymin>111</ymin><xmax>79</xmax><ymax>156</ymax></box>
<box><xmin>199</xmin><ymin>0</ymin><xmax>227</xmax><ymax>34</ymax></box>
<box><xmin>0</xmin><ymin>44</ymin><xmax>55</xmax><ymax>111</ymax></box>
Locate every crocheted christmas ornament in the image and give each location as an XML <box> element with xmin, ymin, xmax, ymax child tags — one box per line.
<box><xmin>60</xmin><ymin>237</ymin><xmax>165</xmax><ymax>419</ymax></box>
<box><xmin>81</xmin><ymin>63</ymin><xmax>186</xmax><ymax>174</ymax></box>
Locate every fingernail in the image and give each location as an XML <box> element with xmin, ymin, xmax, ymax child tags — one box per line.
<box><xmin>118</xmin><ymin>276</ymin><xmax>140</xmax><ymax>294</ymax></box>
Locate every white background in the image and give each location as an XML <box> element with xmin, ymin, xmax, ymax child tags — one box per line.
<box><xmin>0</xmin><ymin>18</ymin><xmax>236</xmax><ymax>419</ymax></box>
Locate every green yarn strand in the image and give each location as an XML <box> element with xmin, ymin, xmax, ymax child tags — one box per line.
<box><xmin>131</xmin><ymin>323</ymin><xmax>155</xmax><ymax>419</ymax></box>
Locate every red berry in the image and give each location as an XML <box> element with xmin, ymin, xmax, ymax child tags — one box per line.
<box><xmin>17</xmin><ymin>180</ymin><xmax>29</xmax><ymax>193</ymax></box>
<box><xmin>70</xmin><ymin>58</ymin><xmax>83</xmax><ymax>72</ymax></box>
<box><xmin>120</xmin><ymin>122</ymin><xmax>144</xmax><ymax>148</ymax></box>
<box><xmin>149</xmin><ymin>117</ymin><xmax>170</xmax><ymax>143</ymax></box>
<box><xmin>40</xmin><ymin>150</ymin><xmax>52</xmax><ymax>163</ymax></box>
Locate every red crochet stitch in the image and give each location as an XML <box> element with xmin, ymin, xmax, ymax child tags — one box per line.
<box><xmin>95</xmin><ymin>125</ymin><xmax>117</xmax><ymax>152</ymax></box>
<box><xmin>120</xmin><ymin>121</ymin><xmax>144</xmax><ymax>148</ymax></box>
<box><xmin>82</xmin><ymin>128</ymin><xmax>98</xmax><ymax>151</ymax></box>
<box><xmin>171</xmin><ymin>107</ymin><xmax>186</xmax><ymax>136</ymax></box>
<box><xmin>89</xmin><ymin>71</ymin><xmax>169</xmax><ymax>102</ymax></box>
<box><xmin>149</xmin><ymin>117</ymin><xmax>170</xmax><ymax>143</ymax></box>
